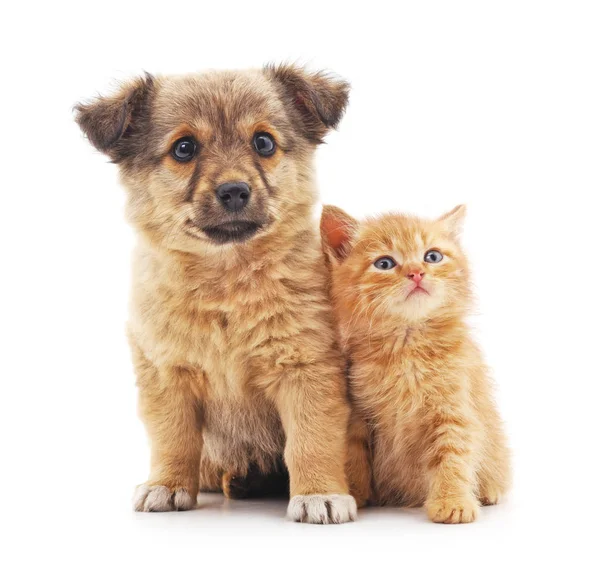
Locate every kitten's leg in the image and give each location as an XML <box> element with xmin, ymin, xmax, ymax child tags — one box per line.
<box><xmin>131</xmin><ymin>346</ymin><xmax>202</xmax><ymax>512</ymax></box>
<box><xmin>477</xmin><ymin>427</ymin><xmax>511</xmax><ymax>506</ymax></box>
<box><xmin>478</xmin><ymin>476</ymin><xmax>503</xmax><ymax>506</ymax></box>
<box><xmin>346</xmin><ymin>414</ymin><xmax>372</xmax><ymax>508</ymax></box>
<box><xmin>424</xmin><ymin>408</ymin><xmax>480</xmax><ymax>524</ymax></box>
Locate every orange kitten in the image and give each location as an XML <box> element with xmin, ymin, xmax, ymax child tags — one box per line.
<box><xmin>321</xmin><ymin>205</ymin><xmax>511</xmax><ymax>523</ymax></box>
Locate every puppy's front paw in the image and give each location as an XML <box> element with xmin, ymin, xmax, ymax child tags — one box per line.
<box><xmin>133</xmin><ymin>484</ymin><xmax>196</xmax><ymax>512</ymax></box>
<box><xmin>426</xmin><ymin>495</ymin><xmax>479</xmax><ymax>524</ymax></box>
<box><xmin>287</xmin><ymin>494</ymin><xmax>357</xmax><ymax>524</ymax></box>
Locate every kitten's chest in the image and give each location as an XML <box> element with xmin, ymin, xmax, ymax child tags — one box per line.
<box><xmin>352</xmin><ymin>360</ymin><xmax>426</xmax><ymax>430</ymax></box>
<box><xmin>350</xmin><ymin>331</ymin><xmax>433</xmax><ymax>418</ymax></box>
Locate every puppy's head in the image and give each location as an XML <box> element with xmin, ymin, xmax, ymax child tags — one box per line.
<box><xmin>75</xmin><ymin>66</ymin><xmax>349</xmax><ymax>252</ymax></box>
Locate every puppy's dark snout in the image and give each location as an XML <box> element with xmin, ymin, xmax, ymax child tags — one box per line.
<box><xmin>216</xmin><ymin>182</ymin><xmax>251</xmax><ymax>212</ymax></box>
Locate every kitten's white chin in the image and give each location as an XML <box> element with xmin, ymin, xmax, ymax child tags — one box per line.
<box><xmin>390</xmin><ymin>291</ymin><xmax>443</xmax><ymax>322</ymax></box>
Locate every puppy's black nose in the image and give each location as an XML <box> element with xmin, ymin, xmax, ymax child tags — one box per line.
<box><xmin>216</xmin><ymin>182</ymin><xmax>251</xmax><ymax>212</ymax></box>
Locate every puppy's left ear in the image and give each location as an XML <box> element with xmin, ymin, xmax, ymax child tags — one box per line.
<box><xmin>437</xmin><ymin>204</ymin><xmax>467</xmax><ymax>240</ymax></box>
<box><xmin>266</xmin><ymin>64</ymin><xmax>350</xmax><ymax>143</ymax></box>
<box><xmin>321</xmin><ymin>205</ymin><xmax>359</xmax><ymax>265</ymax></box>
<box><xmin>74</xmin><ymin>73</ymin><xmax>155</xmax><ymax>161</ymax></box>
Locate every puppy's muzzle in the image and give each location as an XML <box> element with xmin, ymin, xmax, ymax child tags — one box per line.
<box><xmin>188</xmin><ymin>180</ymin><xmax>268</xmax><ymax>244</ymax></box>
<box><xmin>216</xmin><ymin>182</ymin><xmax>251</xmax><ymax>213</ymax></box>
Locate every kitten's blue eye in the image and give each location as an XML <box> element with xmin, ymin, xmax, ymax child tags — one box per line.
<box><xmin>424</xmin><ymin>250</ymin><xmax>443</xmax><ymax>263</ymax></box>
<box><xmin>374</xmin><ymin>256</ymin><xmax>397</xmax><ymax>270</ymax></box>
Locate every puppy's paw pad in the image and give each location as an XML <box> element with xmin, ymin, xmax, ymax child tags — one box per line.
<box><xmin>133</xmin><ymin>484</ymin><xmax>195</xmax><ymax>512</ymax></box>
<box><xmin>426</xmin><ymin>496</ymin><xmax>479</xmax><ymax>524</ymax></box>
<box><xmin>287</xmin><ymin>494</ymin><xmax>357</xmax><ymax>524</ymax></box>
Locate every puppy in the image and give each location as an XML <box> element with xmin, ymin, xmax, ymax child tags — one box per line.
<box><xmin>75</xmin><ymin>65</ymin><xmax>358</xmax><ymax>523</ymax></box>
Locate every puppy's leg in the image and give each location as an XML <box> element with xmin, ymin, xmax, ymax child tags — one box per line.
<box><xmin>268</xmin><ymin>360</ymin><xmax>357</xmax><ymax>524</ymax></box>
<box><xmin>346</xmin><ymin>414</ymin><xmax>372</xmax><ymax>508</ymax></box>
<box><xmin>132</xmin><ymin>348</ymin><xmax>202</xmax><ymax>512</ymax></box>
<box><xmin>198</xmin><ymin>454</ymin><xmax>223</xmax><ymax>494</ymax></box>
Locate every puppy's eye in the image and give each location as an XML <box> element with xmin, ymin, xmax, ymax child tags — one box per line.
<box><xmin>172</xmin><ymin>137</ymin><xmax>197</xmax><ymax>162</ymax></box>
<box><xmin>253</xmin><ymin>132</ymin><xmax>276</xmax><ymax>157</ymax></box>
<box><xmin>424</xmin><ymin>249</ymin><xmax>443</xmax><ymax>263</ymax></box>
<box><xmin>374</xmin><ymin>256</ymin><xmax>397</xmax><ymax>270</ymax></box>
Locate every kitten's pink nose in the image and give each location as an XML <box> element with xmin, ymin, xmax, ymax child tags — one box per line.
<box><xmin>407</xmin><ymin>271</ymin><xmax>425</xmax><ymax>284</ymax></box>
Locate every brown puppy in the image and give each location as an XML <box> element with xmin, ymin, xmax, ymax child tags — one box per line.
<box><xmin>75</xmin><ymin>65</ymin><xmax>358</xmax><ymax>524</ymax></box>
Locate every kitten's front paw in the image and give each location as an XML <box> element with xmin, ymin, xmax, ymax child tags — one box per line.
<box><xmin>133</xmin><ymin>483</ymin><xmax>196</xmax><ymax>512</ymax></box>
<box><xmin>479</xmin><ymin>485</ymin><xmax>503</xmax><ymax>506</ymax></box>
<box><xmin>287</xmin><ymin>494</ymin><xmax>357</xmax><ymax>524</ymax></box>
<box><xmin>426</xmin><ymin>495</ymin><xmax>479</xmax><ymax>524</ymax></box>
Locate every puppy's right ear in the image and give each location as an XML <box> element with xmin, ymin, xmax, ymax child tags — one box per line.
<box><xmin>74</xmin><ymin>74</ymin><xmax>154</xmax><ymax>160</ymax></box>
<box><xmin>321</xmin><ymin>205</ymin><xmax>358</xmax><ymax>264</ymax></box>
<box><xmin>266</xmin><ymin>64</ymin><xmax>350</xmax><ymax>144</ymax></box>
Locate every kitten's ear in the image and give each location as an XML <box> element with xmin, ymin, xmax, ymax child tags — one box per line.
<box><xmin>74</xmin><ymin>74</ymin><xmax>155</xmax><ymax>159</ymax></box>
<box><xmin>321</xmin><ymin>205</ymin><xmax>359</xmax><ymax>264</ymax></box>
<box><xmin>437</xmin><ymin>204</ymin><xmax>467</xmax><ymax>239</ymax></box>
<box><xmin>265</xmin><ymin>63</ymin><xmax>350</xmax><ymax>143</ymax></box>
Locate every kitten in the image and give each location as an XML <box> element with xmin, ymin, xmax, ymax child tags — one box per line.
<box><xmin>321</xmin><ymin>204</ymin><xmax>511</xmax><ymax>523</ymax></box>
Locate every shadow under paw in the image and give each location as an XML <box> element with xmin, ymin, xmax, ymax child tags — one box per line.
<box><xmin>222</xmin><ymin>462</ymin><xmax>289</xmax><ymax>500</ymax></box>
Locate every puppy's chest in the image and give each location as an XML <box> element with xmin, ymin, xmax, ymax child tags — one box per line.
<box><xmin>134</xmin><ymin>277</ymin><xmax>294</xmax><ymax>393</ymax></box>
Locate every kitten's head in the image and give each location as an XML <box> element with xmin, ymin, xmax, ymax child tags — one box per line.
<box><xmin>321</xmin><ymin>205</ymin><xmax>470</xmax><ymax>325</ymax></box>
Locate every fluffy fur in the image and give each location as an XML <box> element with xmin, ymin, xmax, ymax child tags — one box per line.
<box><xmin>75</xmin><ymin>65</ymin><xmax>358</xmax><ymax>523</ymax></box>
<box><xmin>321</xmin><ymin>205</ymin><xmax>511</xmax><ymax>523</ymax></box>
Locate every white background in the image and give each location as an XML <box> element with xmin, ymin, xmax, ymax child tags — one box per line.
<box><xmin>2</xmin><ymin>1</ymin><xmax>599</xmax><ymax>565</ymax></box>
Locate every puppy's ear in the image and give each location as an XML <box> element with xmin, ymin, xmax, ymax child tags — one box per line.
<box><xmin>437</xmin><ymin>204</ymin><xmax>467</xmax><ymax>240</ymax></box>
<box><xmin>321</xmin><ymin>205</ymin><xmax>358</xmax><ymax>264</ymax></box>
<box><xmin>74</xmin><ymin>74</ymin><xmax>155</xmax><ymax>160</ymax></box>
<box><xmin>266</xmin><ymin>64</ymin><xmax>350</xmax><ymax>143</ymax></box>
